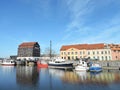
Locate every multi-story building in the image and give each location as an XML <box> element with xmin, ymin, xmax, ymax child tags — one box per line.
<box><xmin>17</xmin><ymin>42</ymin><xmax>40</xmax><ymax>60</ymax></box>
<box><xmin>108</xmin><ymin>44</ymin><xmax>120</xmax><ymax>60</ymax></box>
<box><xmin>60</xmin><ymin>43</ymin><xmax>120</xmax><ymax>61</ymax></box>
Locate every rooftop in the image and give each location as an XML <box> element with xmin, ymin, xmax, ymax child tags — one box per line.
<box><xmin>19</xmin><ymin>42</ymin><xmax>39</xmax><ymax>48</ymax></box>
<box><xmin>60</xmin><ymin>43</ymin><xmax>105</xmax><ymax>51</ymax></box>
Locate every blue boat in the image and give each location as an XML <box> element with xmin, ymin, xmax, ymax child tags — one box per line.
<box><xmin>89</xmin><ymin>63</ymin><xmax>102</xmax><ymax>72</ymax></box>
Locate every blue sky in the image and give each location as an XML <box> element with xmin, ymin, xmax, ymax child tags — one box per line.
<box><xmin>0</xmin><ymin>0</ymin><xmax>120</xmax><ymax>57</ymax></box>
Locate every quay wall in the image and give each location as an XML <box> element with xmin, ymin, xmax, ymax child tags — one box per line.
<box><xmin>67</xmin><ymin>60</ymin><xmax>120</xmax><ymax>70</ymax></box>
<box><xmin>92</xmin><ymin>61</ymin><xmax>120</xmax><ymax>69</ymax></box>
<box><xmin>92</xmin><ymin>61</ymin><xmax>120</xmax><ymax>67</ymax></box>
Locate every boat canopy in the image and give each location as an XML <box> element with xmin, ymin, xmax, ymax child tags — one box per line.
<box><xmin>55</xmin><ymin>59</ymin><xmax>65</xmax><ymax>62</ymax></box>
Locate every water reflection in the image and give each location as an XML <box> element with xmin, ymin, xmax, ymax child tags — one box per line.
<box><xmin>48</xmin><ymin>69</ymin><xmax>120</xmax><ymax>85</ymax></box>
<box><xmin>0</xmin><ymin>66</ymin><xmax>15</xmax><ymax>73</ymax></box>
<box><xmin>16</xmin><ymin>66</ymin><xmax>39</xmax><ymax>86</ymax></box>
<box><xmin>1</xmin><ymin>66</ymin><xmax>120</xmax><ymax>90</ymax></box>
<box><xmin>48</xmin><ymin>68</ymin><xmax>65</xmax><ymax>78</ymax></box>
<box><xmin>75</xmin><ymin>71</ymin><xmax>87</xmax><ymax>81</ymax></box>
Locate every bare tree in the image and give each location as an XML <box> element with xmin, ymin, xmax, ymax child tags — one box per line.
<box><xmin>43</xmin><ymin>47</ymin><xmax>57</xmax><ymax>57</ymax></box>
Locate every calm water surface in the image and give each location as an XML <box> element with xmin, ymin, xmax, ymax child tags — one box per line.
<box><xmin>0</xmin><ymin>66</ymin><xmax>120</xmax><ymax>90</ymax></box>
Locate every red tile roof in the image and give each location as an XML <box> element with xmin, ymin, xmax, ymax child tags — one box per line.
<box><xmin>108</xmin><ymin>44</ymin><xmax>120</xmax><ymax>50</ymax></box>
<box><xmin>60</xmin><ymin>43</ymin><xmax>105</xmax><ymax>51</ymax></box>
<box><xmin>19</xmin><ymin>42</ymin><xmax>38</xmax><ymax>48</ymax></box>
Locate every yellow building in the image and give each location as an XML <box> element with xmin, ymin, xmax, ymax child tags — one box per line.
<box><xmin>60</xmin><ymin>43</ymin><xmax>112</xmax><ymax>61</ymax></box>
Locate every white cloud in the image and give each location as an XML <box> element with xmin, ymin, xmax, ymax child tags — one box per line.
<box><xmin>59</xmin><ymin>0</ymin><xmax>120</xmax><ymax>45</ymax></box>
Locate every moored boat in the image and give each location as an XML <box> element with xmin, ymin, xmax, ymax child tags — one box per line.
<box><xmin>1</xmin><ymin>59</ymin><xmax>15</xmax><ymax>66</ymax></box>
<box><xmin>0</xmin><ymin>59</ymin><xmax>2</xmax><ymax>64</ymax></box>
<box><xmin>48</xmin><ymin>59</ymin><xmax>73</xmax><ymax>68</ymax></box>
<box><xmin>75</xmin><ymin>60</ymin><xmax>89</xmax><ymax>71</ymax></box>
<box><xmin>15</xmin><ymin>60</ymin><xmax>25</xmax><ymax>65</ymax></box>
<box><xmin>89</xmin><ymin>63</ymin><xmax>102</xmax><ymax>72</ymax></box>
<box><xmin>37</xmin><ymin>60</ymin><xmax>48</xmax><ymax>68</ymax></box>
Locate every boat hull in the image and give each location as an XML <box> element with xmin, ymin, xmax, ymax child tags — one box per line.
<box><xmin>48</xmin><ymin>63</ymin><xmax>73</xmax><ymax>67</ymax></box>
<box><xmin>37</xmin><ymin>64</ymin><xmax>48</xmax><ymax>68</ymax></box>
<box><xmin>1</xmin><ymin>63</ymin><xmax>15</xmax><ymax>66</ymax></box>
<box><xmin>1</xmin><ymin>59</ymin><xmax>15</xmax><ymax>66</ymax></box>
<box><xmin>75</xmin><ymin>66</ymin><xmax>88</xmax><ymax>71</ymax></box>
<box><xmin>89</xmin><ymin>67</ymin><xmax>102</xmax><ymax>72</ymax></box>
<box><xmin>37</xmin><ymin>61</ymin><xmax>48</xmax><ymax>68</ymax></box>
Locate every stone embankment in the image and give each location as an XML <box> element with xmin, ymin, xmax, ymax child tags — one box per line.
<box><xmin>92</xmin><ymin>61</ymin><xmax>120</xmax><ymax>70</ymax></box>
<box><xmin>67</xmin><ymin>60</ymin><xmax>120</xmax><ymax>70</ymax></box>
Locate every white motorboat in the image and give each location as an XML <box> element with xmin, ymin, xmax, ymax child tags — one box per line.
<box><xmin>75</xmin><ymin>60</ymin><xmax>89</xmax><ymax>71</ymax></box>
<box><xmin>1</xmin><ymin>59</ymin><xmax>15</xmax><ymax>66</ymax></box>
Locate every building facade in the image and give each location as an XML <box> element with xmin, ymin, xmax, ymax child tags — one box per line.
<box><xmin>60</xmin><ymin>43</ymin><xmax>120</xmax><ymax>61</ymax></box>
<box><xmin>108</xmin><ymin>44</ymin><xmax>120</xmax><ymax>60</ymax></box>
<box><xmin>17</xmin><ymin>42</ymin><xmax>40</xmax><ymax>60</ymax></box>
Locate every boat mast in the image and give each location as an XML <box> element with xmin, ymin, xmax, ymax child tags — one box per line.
<box><xmin>50</xmin><ymin>40</ymin><xmax>52</xmax><ymax>59</ymax></box>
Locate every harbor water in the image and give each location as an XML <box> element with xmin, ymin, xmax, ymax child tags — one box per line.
<box><xmin>0</xmin><ymin>66</ymin><xmax>120</xmax><ymax>90</ymax></box>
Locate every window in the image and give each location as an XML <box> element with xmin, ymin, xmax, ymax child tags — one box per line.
<box><xmin>97</xmin><ymin>51</ymin><xmax>99</xmax><ymax>54</ymax></box>
<box><xmin>80</xmin><ymin>51</ymin><xmax>82</xmax><ymax>55</ymax></box>
<box><xmin>109</xmin><ymin>56</ymin><xmax>111</xmax><ymax>60</ymax></box>
<box><xmin>72</xmin><ymin>56</ymin><xmax>74</xmax><ymax>60</ymax></box>
<box><xmin>68</xmin><ymin>52</ymin><xmax>70</xmax><ymax>55</ymax></box>
<box><xmin>75</xmin><ymin>52</ymin><xmax>77</xmax><ymax>55</ymax></box>
<box><xmin>108</xmin><ymin>51</ymin><xmax>110</xmax><ymax>54</ymax></box>
<box><xmin>101</xmin><ymin>51</ymin><xmax>103</xmax><ymax>54</ymax></box>
<box><xmin>102</xmin><ymin>56</ymin><xmax>104</xmax><ymax>60</ymax></box>
<box><xmin>76</xmin><ymin>56</ymin><xmax>78</xmax><ymax>60</ymax></box>
<box><xmin>71</xmin><ymin>52</ymin><xmax>74</xmax><ymax>55</ymax></box>
<box><xmin>105</xmin><ymin>51</ymin><xmax>107</xmax><ymax>54</ymax></box>
<box><xmin>97</xmin><ymin>56</ymin><xmax>99</xmax><ymax>60</ymax></box>
<box><xmin>105</xmin><ymin>56</ymin><xmax>107</xmax><ymax>60</ymax></box>
<box><xmin>83</xmin><ymin>51</ymin><xmax>85</xmax><ymax>54</ymax></box>
<box><xmin>88</xmin><ymin>51</ymin><xmax>90</xmax><ymax>55</ymax></box>
<box><xmin>93</xmin><ymin>51</ymin><xmax>95</xmax><ymax>55</ymax></box>
<box><xmin>68</xmin><ymin>56</ymin><xmax>70</xmax><ymax>60</ymax></box>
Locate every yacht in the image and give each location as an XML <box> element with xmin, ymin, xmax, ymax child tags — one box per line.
<box><xmin>48</xmin><ymin>58</ymin><xmax>73</xmax><ymax>68</ymax></box>
<box><xmin>75</xmin><ymin>60</ymin><xmax>89</xmax><ymax>71</ymax></box>
<box><xmin>1</xmin><ymin>59</ymin><xmax>15</xmax><ymax>66</ymax></box>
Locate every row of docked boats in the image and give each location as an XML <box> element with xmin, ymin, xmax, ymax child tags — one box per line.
<box><xmin>37</xmin><ymin>59</ymin><xmax>73</xmax><ymax>68</ymax></box>
<box><xmin>37</xmin><ymin>58</ymin><xmax>102</xmax><ymax>72</ymax></box>
<box><xmin>0</xmin><ymin>58</ymin><xmax>102</xmax><ymax>72</ymax></box>
<box><xmin>74</xmin><ymin>59</ymin><xmax>102</xmax><ymax>72</ymax></box>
